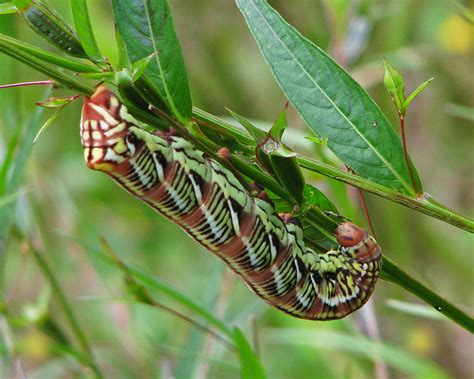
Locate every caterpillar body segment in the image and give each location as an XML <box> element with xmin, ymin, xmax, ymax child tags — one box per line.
<box><xmin>81</xmin><ymin>86</ymin><xmax>382</xmax><ymax>320</ymax></box>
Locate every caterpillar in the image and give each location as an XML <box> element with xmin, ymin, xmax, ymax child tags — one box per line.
<box><xmin>80</xmin><ymin>86</ymin><xmax>382</xmax><ymax>320</ymax></box>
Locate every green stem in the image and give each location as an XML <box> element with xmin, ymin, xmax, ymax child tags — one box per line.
<box><xmin>297</xmin><ymin>156</ymin><xmax>474</xmax><ymax>233</ymax></box>
<box><xmin>0</xmin><ymin>40</ymin><xmax>93</xmax><ymax>95</ymax></box>
<box><xmin>381</xmin><ymin>257</ymin><xmax>474</xmax><ymax>332</ymax></box>
<box><xmin>30</xmin><ymin>247</ymin><xmax>103</xmax><ymax>379</ymax></box>
<box><xmin>0</xmin><ymin>34</ymin><xmax>101</xmax><ymax>73</ymax></box>
<box><xmin>193</xmin><ymin>107</ymin><xmax>474</xmax><ymax>233</ymax></box>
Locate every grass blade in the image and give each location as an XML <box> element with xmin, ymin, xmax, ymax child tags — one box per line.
<box><xmin>233</xmin><ymin>328</ymin><xmax>267</xmax><ymax>379</ymax></box>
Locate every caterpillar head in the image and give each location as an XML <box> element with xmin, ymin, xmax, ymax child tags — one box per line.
<box><xmin>81</xmin><ymin>86</ymin><xmax>138</xmax><ymax>172</ymax></box>
<box><xmin>335</xmin><ymin>222</ymin><xmax>381</xmax><ymax>263</ymax></box>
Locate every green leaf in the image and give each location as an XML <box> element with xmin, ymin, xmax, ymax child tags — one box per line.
<box><xmin>132</xmin><ymin>52</ymin><xmax>156</xmax><ymax>82</ymax></box>
<box><xmin>70</xmin><ymin>0</ymin><xmax>106</xmax><ymax>65</ymax></box>
<box><xmin>227</xmin><ymin>108</ymin><xmax>266</xmax><ymax>143</ymax></box>
<box><xmin>30</xmin><ymin>247</ymin><xmax>103</xmax><ymax>377</ymax></box>
<box><xmin>0</xmin><ymin>2</ymin><xmax>18</xmax><ymax>14</ymax></box>
<box><xmin>383</xmin><ymin>58</ymin><xmax>405</xmax><ymax>112</ymax></box>
<box><xmin>36</xmin><ymin>94</ymin><xmax>80</xmax><ymax>108</ymax></box>
<box><xmin>114</xmin><ymin>26</ymin><xmax>131</xmax><ymax>71</ymax></box>
<box><xmin>268</xmin><ymin>103</ymin><xmax>288</xmax><ymax>140</ymax></box>
<box><xmin>32</xmin><ymin>106</ymin><xmax>63</xmax><ymax>144</ymax></box>
<box><xmin>0</xmin><ymin>89</ymin><xmax>49</xmax><ymax>241</ymax></box>
<box><xmin>403</xmin><ymin>77</ymin><xmax>434</xmax><ymax>112</ymax></box>
<box><xmin>0</xmin><ymin>33</ymin><xmax>101</xmax><ymax>73</ymax></box>
<box><xmin>305</xmin><ymin>135</ymin><xmax>328</xmax><ymax>145</ymax></box>
<box><xmin>233</xmin><ymin>328</ymin><xmax>266</xmax><ymax>379</ymax></box>
<box><xmin>303</xmin><ymin>184</ymin><xmax>338</xmax><ymax>214</ymax></box>
<box><xmin>268</xmin><ymin>154</ymin><xmax>304</xmax><ymax>204</ymax></box>
<box><xmin>236</xmin><ymin>0</ymin><xmax>422</xmax><ymax>195</ymax></box>
<box><xmin>113</xmin><ymin>0</ymin><xmax>192</xmax><ymax>123</ymax></box>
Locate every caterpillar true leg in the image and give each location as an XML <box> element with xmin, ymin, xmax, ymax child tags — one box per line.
<box><xmin>81</xmin><ymin>86</ymin><xmax>382</xmax><ymax>320</ymax></box>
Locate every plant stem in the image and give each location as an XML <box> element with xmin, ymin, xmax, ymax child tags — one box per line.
<box><xmin>193</xmin><ymin>107</ymin><xmax>474</xmax><ymax>233</ymax></box>
<box><xmin>0</xmin><ymin>80</ymin><xmax>54</xmax><ymax>89</ymax></box>
<box><xmin>297</xmin><ymin>156</ymin><xmax>474</xmax><ymax>232</ymax></box>
<box><xmin>380</xmin><ymin>257</ymin><xmax>474</xmax><ymax>332</ymax></box>
<box><xmin>399</xmin><ymin>114</ymin><xmax>418</xmax><ymax>194</ymax></box>
<box><xmin>0</xmin><ymin>40</ymin><xmax>93</xmax><ymax>96</ymax></box>
<box><xmin>30</xmin><ymin>246</ymin><xmax>103</xmax><ymax>379</ymax></box>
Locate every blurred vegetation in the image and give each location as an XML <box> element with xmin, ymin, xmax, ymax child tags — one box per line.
<box><xmin>0</xmin><ymin>0</ymin><xmax>473</xmax><ymax>378</ymax></box>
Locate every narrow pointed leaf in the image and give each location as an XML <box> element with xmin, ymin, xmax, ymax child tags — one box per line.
<box><xmin>227</xmin><ymin>108</ymin><xmax>266</xmax><ymax>143</ymax></box>
<box><xmin>236</xmin><ymin>0</ymin><xmax>422</xmax><ymax>195</ymax></box>
<box><xmin>113</xmin><ymin>0</ymin><xmax>192</xmax><ymax>123</ymax></box>
<box><xmin>32</xmin><ymin>106</ymin><xmax>63</xmax><ymax>144</ymax></box>
<box><xmin>303</xmin><ymin>184</ymin><xmax>338</xmax><ymax>214</ymax></box>
<box><xmin>115</xmin><ymin>26</ymin><xmax>131</xmax><ymax>71</ymax></box>
<box><xmin>403</xmin><ymin>77</ymin><xmax>434</xmax><ymax>111</ymax></box>
<box><xmin>268</xmin><ymin>104</ymin><xmax>288</xmax><ymax>139</ymax></box>
<box><xmin>132</xmin><ymin>52</ymin><xmax>156</xmax><ymax>82</ymax></box>
<box><xmin>383</xmin><ymin>58</ymin><xmax>405</xmax><ymax>112</ymax></box>
<box><xmin>36</xmin><ymin>94</ymin><xmax>80</xmax><ymax>108</ymax></box>
<box><xmin>233</xmin><ymin>328</ymin><xmax>266</xmax><ymax>379</ymax></box>
<box><xmin>305</xmin><ymin>135</ymin><xmax>328</xmax><ymax>145</ymax></box>
<box><xmin>71</xmin><ymin>0</ymin><xmax>106</xmax><ymax>64</ymax></box>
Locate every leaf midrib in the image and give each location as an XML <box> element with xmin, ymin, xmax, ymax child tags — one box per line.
<box><xmin>245</xmin><ymin>0</ymin><xmax>412</xmax><ymax>194</ymax></box>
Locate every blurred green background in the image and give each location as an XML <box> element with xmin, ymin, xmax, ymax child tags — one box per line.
<box><xmin>0</xmin><ymin>0</ymin><xmax>473</xmax><ymax>378</ymax></box>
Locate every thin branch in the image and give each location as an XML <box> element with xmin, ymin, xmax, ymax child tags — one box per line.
<box><xmin>0</xmin><ymin>80</ymin><xmax>55</xmax><ymax>89</ymax></box>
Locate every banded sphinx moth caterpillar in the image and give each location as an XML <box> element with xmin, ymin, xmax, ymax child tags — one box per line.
<box><xmin>81</xmin><ymin>86</ymin><xmax>382</xmax><ymax>320</ymax></box>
